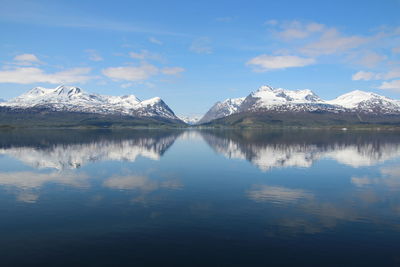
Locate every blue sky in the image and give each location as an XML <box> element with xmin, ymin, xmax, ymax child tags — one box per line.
<box><xmin>1</xmin><ymin>0</ymin><xmax>400</xmax><ymax>115</ymax></box>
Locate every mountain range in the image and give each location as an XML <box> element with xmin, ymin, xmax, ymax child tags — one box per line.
<box><xmin>0</xmin><ymin>85</ymin><xmax>184</xmax><ymax>127</ymax></box>
<box><xmin>198</xmin><ymin>85</ymin><xmax>400</xmax><ymax>127</ymax></box>
<box><xmin>1</xmin><ymin>84</ymin><xmax>400</xmax><ymax>128</ymax></box>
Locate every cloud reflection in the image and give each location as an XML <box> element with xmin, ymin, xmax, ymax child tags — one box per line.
<box><xmin>247</xmin><ymin>185</ymin><xmax>313</xmax><ymax>204</ymax></box>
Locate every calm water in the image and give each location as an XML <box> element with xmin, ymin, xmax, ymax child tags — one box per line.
<box><xmin>0</xmin><ymin>129</ymin><xmax>400</xmax><ymax>266</ymax></box>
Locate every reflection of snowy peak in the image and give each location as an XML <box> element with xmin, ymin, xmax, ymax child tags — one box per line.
<box><xmin>0</xmin><ymin>135</ymin><xmax>179</xmax><ymax>170</ymax></box>
<box><xmin>0</xmin><ymin>85</ymin><xmax>179</xmax><ymax>120</ymax></box>
<box><xmin>200</xmin><ymin>132</ymin><xmax>400</xmax><ymax>171</ymax></box>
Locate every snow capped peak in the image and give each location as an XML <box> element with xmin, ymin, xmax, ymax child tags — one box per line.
<box><xmin>1</xmin><ymin>85</ymin><xmax>179</xmax><ymax>120</ymax></box>
<box><xmin>256</xmin><ymin>85</ymin><xmax>275</xmax><ymax>92</ymax></box>
<box><xmin>198</xmin><ymin>97</ymin><xmax>245</xmax><ymax>124</ymax></box>
<box><xmin>327</xmin><ymin>90</ymin><xmax>400</xmax><ymax>111</ymax></box>
<box><xmin>198</xmin><ymin>84</ymin><xmax>400</xmax><ymax>124</ymax></box>
<box><xmin>178</xmin><ymin>114</ymin><xmax>202</xmax><ymax>125</ymax></box>
<box><xmin>242</xmin><ymin>85</ymin><xmax>324</xmax><ymax>111</ymax></box>
<box><xmin>55</xmin><ymin>85</ymin><xmax>82</xmax><ymax>95</ymax></box>
<box><xmin>142</xmin><ymin>97</ymin><xmax>162</xmax><ymax>105</ymax></box>
<box><xmin>24</xmin><ymin>87</ymin><xmax>53</xmax><ymax>97</ymax></box>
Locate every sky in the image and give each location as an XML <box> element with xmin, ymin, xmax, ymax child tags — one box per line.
<box><xmin>1</xmin><ymin>0</ymin><xmax>400</xmax><ymax>116</ymax></box>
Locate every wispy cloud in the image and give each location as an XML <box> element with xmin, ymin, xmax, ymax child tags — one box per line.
<box><xmin>0</xmin><ymin>171</ymin><xmax>89</xmax><ymax>189</ymax></box>
<box><xmin>148</xmin><ymin>37</ymin><xmax>163</xmax><ymax>45</ymax></box>
<box><xmin>85</xmin><ymin>49</ymin><xmax>103</xmax><ymax>62</ymax></box>
<box><xmin>12</xmin><ymin>53</ymin><xmax>42</xmax><ymax>65</ymax></box>
<box><xmin>102</xmin><ymin>62</ymin><xmax>184</xmax><ymax>82</ymax></box>
<box><xmin>190</xmin><ymin>37</ymin><xmax>213</xmax><ymax>54</ymax></box>
<box><xmin>352</xmin><ymin>69</ymin><xmax>400</xmax><ymax>81</ymax></box>
<box><xmin>378</xmin><ymin>80</ymin><xmax>400</xmax><ymax>91</ymax></box>
<box><xmin>300</xmin><ymin>28</ymin><xmax>368</xmax><ymax>56</ymax></box>
<box><xmin>102</xmin><ymin>63</ymin><xmax>159</xmax><ymax>82</ymax></box>
<box><xmin>129</xmin><ymin>50</ymin><xmax>164</xmax><ymax>62</ymax></box>
<box><xmin>247</xmin><ymin>185</ymin><xmax>313</xmax><ymax>203</ymax></box>
<box><xmin>0</xmin><ymin>1</ymin><xmax>188</xmax><ymax>37</ymax></box>
<box><xmin>247</xmin><ymin>54</ymin><xmax>315</xmax><ymax>71</ymax></box>
<box><xmin>274</xmin><ymin>21</ymin><xmax>325</xmax><ymax>40</ymax></box>
<box><xmin>161</xmin><ymin>67</ymin><xmax>185</xmax><ymax>75</ymax></box>
<box><xmin>356</xmin><ymin>51</ymin><xmax>387</xmax><ymax>68</ymax></box>
<box><xmin>0</xmin><ymin>67</ymin><xmax>93</xmax><ymax>84</ymax></box>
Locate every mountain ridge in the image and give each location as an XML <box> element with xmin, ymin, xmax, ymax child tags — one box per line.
<box><xmin>0</xmin><ymin>85</ymin><xmax>185</xmax><ymax>127</ymax></box>
<box><xmin>198</xmin><ymin>85</ymin><xmax>400</xmax><ymax>126</ymax></box>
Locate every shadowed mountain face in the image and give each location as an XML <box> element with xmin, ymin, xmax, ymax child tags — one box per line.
<box><xmin>199</xmin><ymin>129</ymin><xmax>400</xmax><ymax>171</ymax></box>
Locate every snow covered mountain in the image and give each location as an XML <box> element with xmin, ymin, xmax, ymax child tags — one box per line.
<box><xmin>326</xmin><ymin>90</ymin><xmax>400</xmax><ymax>114</ymax></box>
<box><xmin>199</xmin><ymin>85</ymin><xmax>400</xmax><ymax>124</ymax></box>
<box><xmin>0</xmin><ymin>85</ymin><xmax>181</xmax><ymax>121</ymax></box>
<box><xmin>178</xmin><ymin>114</ymin><xmax>202</xmax><ymax>125</ymax></box>
<box><xmin>198</xmin><ymin>97</ymin><xmax>245</xmax><ymax>124</ymax></box>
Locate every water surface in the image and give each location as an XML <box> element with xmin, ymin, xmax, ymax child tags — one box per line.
<box><xmin>0</xmin><ymin>129</ymin><xmax>400</xmax><ymax>266</ymax></box>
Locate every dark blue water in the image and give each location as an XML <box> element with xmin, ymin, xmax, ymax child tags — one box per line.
<box><xmin>0</xmin><ymin>129</ymin><xmax>400</xmax><ymax>266</ymax></box>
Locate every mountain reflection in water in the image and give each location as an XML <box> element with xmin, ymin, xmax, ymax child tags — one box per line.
<box><xmin>0</xmin><ymin>129</ymin><xmax>400</xmax><ymax>266</ymax></box>
<box><xmin>1</xmin><ymin>129</ymin><xmax>399</xmax><ymax>171</ymax></box>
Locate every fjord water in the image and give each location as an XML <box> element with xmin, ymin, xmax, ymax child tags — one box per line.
<box><xmin>0</xmin><ymin>129</ymin><xmax>400</xmax><ymax>266</ymax></box>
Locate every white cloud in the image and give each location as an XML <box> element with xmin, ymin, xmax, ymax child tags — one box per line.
<box><xmin>352</xmin><ymin>69</ymin><xmax>400</xmax><ymax>81</ymax></box>
<box><xmin>247</xmin><ymin>185</ymin><xmax>313</xmax><ymax>203</ymax></box>
<box><xmin>189</xmin><ymin>37</ymin><xmax>212</xmax><ymax>54</ymax></box>
<box><xmin>0</xmin><ymin>67</ymin><xmax>93</xmax><ymax>84</ymax></box>
<box><xmin>276</xmin><ymin>21</ymin><xmax>325</xmax><ymax>40</ymax></box>
<box><xmin>384</xmin><ymin>69</ymin><xmax>400</xmax><ymax>80</ymax></box>
<box><xmin>129</xmin><ymin>50</ymin><xmax>163</xmax><ymax>61</ymax></box>
<box><xmin>85</xmin><ymin>49</ymin><xmax>103</xmax><ymax>61</ymax></box>
<box><xmin>161</xmin><ymin>66</ymin><xmax>185</xmax><ymax>75</ymax></box>
<box><xmin>103</xmin><ymin>175</ymin><xmax>157</xmax><ymax>191</ymax></box>
<box><xmin>103</xmin><ymin>174</ymin><xmax>182</xmax><ymax>191</ymax></box>
<box><xmin>12</xmin><ymin>53</ymin><xmax>41</xmax><ymax>65</ymax></box>
<box><xmin>121</xmin><ymin>83</ymin><xmax>133</xmax><ymax>88</ymax></box>
<box><xmin>149</xmin><ymin>37</ymin><xmax>163</xmax><ymax>45</ymax></box>
<box><xmin>352</xmin><ymin>71</ymin><xmax>376</xmax><ymax>81</ymax></box>
<box><xmin>352</xmin><ymin>166</ymin><xmax>400</xmax><ymax>188</ymax></box>
<box><xmin>300</xmin><ymin>28</ymin><xmax>368</xmax><ymax>56</ymax></box>
<box><xmin>17</xmin><ymin>192</ymin><xmax>39</xmax><ymax>203</ymax></box>
<box><xmin>357</xmin><ymin>52</ymin><xmax>386</xmax><ymax>68</ymax></box>
<box><xmin>378</xmin><ymin>80</ymin><xmax>400</xmax><ymax>91</ymax></box>
<box><xmin>0</xmin><ymin>171</ymin><xmax>89</xmax><ymax>189</ymax></box>
<box><xmin>102</xmin><ymin>63</ymin><xmax>159</xmax><ymax>81</ymax></box>
<box><xmin>392</xmin><ymin>46</ymin><xmax>400</xmax><ymax>54</ymax></box>
<box><xmin>247</xmin><ymin>54</ymin><xmax>315</xmax><ymax>71</ymax></box>
<box><xmin>265</xmin><ymin>19</ymin><xmax>278</xmax><ymax>26</ymax></box>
